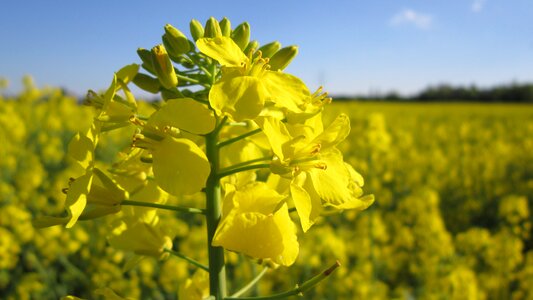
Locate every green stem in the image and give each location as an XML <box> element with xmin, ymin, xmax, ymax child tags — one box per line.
<box><xmin>164</xmin><ymin>248</ymin><xmax>209</xmax><ymax>272</ymax></box>
<box><xmin>210</xmin><ymin>64</ymin><xmax>217</xmax><ymax>85</ymax></box>
<box><xmin>201</xmin><ymin>66</ymin><xmax>213</xmax><ymax>78</ymax></box>
<box><xmin>224</xmin><ymin>261</ymin><xmax>341</xmax><ymax>300</ymax></box>
<box><xmin>217</xmin><ymin>164</ymin><xmax>271</xmax><ymax>179</ymax></box>
<box><xmin>218</xmin><ymin>156</ymin><xmax>272</xmax><ymax>174</ymax></box>
<box><xmin>230</xmin><ymin>267</ymin><xmax>269</xmax><ymax>298</ymax></box>
<box><xmin>205</xmin><ymin>122</ymin><xmax>227</xmax><ymax>299</ymax></box>
<box><xmin>214</xmin><ymin>116</ymin><xmax>229</xmax><ymax>135</ymax></box>
<box><xmin>192</xmin><ymin>98</ymin><xmax>210</xmax><ymax>105</ymax></box>
<box><xmin>217</xmin><ymin>128</ymin><xmax>262</xmax><ymax>148</ymax></box>
<box><xmin>176</xmin><ymin>74</ymin><xmax>200</xmax><ymax>84</ymax></box>
<box><xmin>121</xmin><ymin>200</ymin><xmax>205</xmax><ymax>215</ymax></box>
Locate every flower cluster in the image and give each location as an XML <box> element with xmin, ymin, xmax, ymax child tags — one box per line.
<box><xmin>33</xmin><ymin>17</ymin><xmax>372</xmax><ymax>298</ymax></box>
<box><xmin>36</xmin><ymin>16</ymin><xmax>372</xmax><ymax>267</ymax></box>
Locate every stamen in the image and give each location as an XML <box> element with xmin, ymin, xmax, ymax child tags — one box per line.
<box><xmin>129</xmin><ymin>115</ymin><xmax>145</xmax><ymax>126</ymax></box>
<box><xmin>163</xmin><ymin>125</ymin><xmax>180</xmax><ymax>137</ymax></box>
<box><xmin>314</xmin><ymin>162</ymin><xmax>327</xmax><ymax>170</ymax></box>
<box><xmin>310</xmin><ymin>143</ymin><xmax>321</xmax><ymax>155</ymax></box>
<box><xmin>255</xmin><ymin>50</ymin><xmax>263</xmax><ymax>60</ymax></box>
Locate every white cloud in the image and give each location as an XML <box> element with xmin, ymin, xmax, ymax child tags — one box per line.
<box><xmin>390</xmin><ymin>9</ymin><xmax>433</xmax><ymax>30</ymax></box>
<box><xmin>471</xmin><ymin>0</ymin><xmax>486</xmax><ymax>12</ymax></box>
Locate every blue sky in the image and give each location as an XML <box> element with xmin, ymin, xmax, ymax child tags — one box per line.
<box><xmin>1</xmin><ymin>0</ymin><xmax>532</xmax><ymax>96</ymax></box>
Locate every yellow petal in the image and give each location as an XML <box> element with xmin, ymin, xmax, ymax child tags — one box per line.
<box><xmin>290</xmin><ymin>176</ymin><xmax>322</xmax><ymax>232</ymax></box>
<box><xmin>230</xmin><ymin>182</ymin><xmax>285</xmax><ymax>214</ymax></box>
<box><xmin>88</xmin><ymin>168</ymin><xmax>128</xmax><ymax>206</ymax></box>
<box><xmin>102</xmin><ymin>100</ymin><xmax>135</xmax><ymax>121</ymax></box>
<box><xmin>213</xmin><ymin>205</ymin><xmax>298</xmax><ymax>266</ymax></box>
<box><xmin>255</xmin><ymin>116</ymin><xmax>292</xmax><ymax>161</ymax></box>
<box><xmin>116</xmin><ymin>64</ymin><xmax>140</xmax><ymax>84</ymax></box>
<box><xmin>101</xmin><ymin>75</ymin><xmax>117</xmax><ymax>113</ymax></box>
<box><xmin>179</xmin><ymin>270</ymin><xmax>210</xmax><ymax>300</ymax></box>
<box><xmin>214</xmin><ymin>183</ymin><xmax>298</xmax><ymax>266</ymax></box>
<box><xmin>196</xmin><ymin>37</ymin><xmax>247</xmax><ymax>67</ymax></box>
<box><xmin>311</xmin><ymin>114</ymin><xmax>350</xmax><ymax>149</ymax></box>
<box><xmin>307</xmin><ymin>149</ymin><xmax>352</xmax><ymax>206</ymax></box>
<box><xmin>326</xmin><ymin>163</ymin><xmax>374</xmax><ymax>211</ymax></box>
<box><xmin>334</xmin><ymin>194</ymin><xmax>375</xmax><ymax>210</ymax></box>
<box><xmin>263</xmin><ymin>71</ymin><xmax>309</xmax><ymax>112</ymax></box>
<box><xmin>210</xmin><ymin>74</ymin><xmax>267</xmax><ymax>121</ymax></box>
<box><xmin>108</xmin><ymin>221</ymin><xmax>172</xmax><ymax>257</ymax></box>
<box><xmin>148</xmin><ymin>98</ymin><xmax>215</xmax><ymax>134</ymax></box>
<box><xmin>152</xmin><ymin>137</ymin><xmax>210</xmax><ymax>195</ymax></box>
<box><xmin>67</xmin><ymin>124</ymin><xmax>99</xmax><ymax>169</ymax></box>
<box><xmin>67</xmin><ymin>132</ymin><xmax>94</xmax><ymax>169</ymax></box>
<box><xmin>65</xmin><ymin>172</ymin><xmax>93</xmax><ymax>228</ymax></box>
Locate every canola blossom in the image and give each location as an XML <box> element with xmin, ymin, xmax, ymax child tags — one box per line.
<box><xmin>28</xmin><ymin>17</ymin><xmax>372</xmax><ymax>299</ymax></box>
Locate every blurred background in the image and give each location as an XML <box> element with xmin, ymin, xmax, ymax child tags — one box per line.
<box><xmin>1</xmin><ymin>1</ymin><xmax>532</xmax><ymax>299</ymax></box>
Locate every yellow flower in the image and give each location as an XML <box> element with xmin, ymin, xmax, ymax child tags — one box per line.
<box><xmin>111</xmin><ymin>148</ymin><xmax>169</xmax><ymax>223</ymax></box>
<box><xmin>67</xmin><ymin>122</ymin><xmax>99</xmax><ymax>170</ymax></box>
<box><xmin>127</xmin><ymin>97</ymin><xmax>215</xmax><ymax>196</ymax></box>
<box><xmin>196</xmin><ymin>36</ymin><xmax>309</xmax><ymax>121</ymax></box>
<box><xmin>108</xmin><ymin>219</ymin><xmax>173</xmax><ymax>258</ymax></box>
<box><xmin>213</xmin><ymin>182</ymin><xmax>299</xmax><ymax>266</ymax></box>
<box><xmin>33</xmin><ymin>168</ymin><xmax>127</xmax><ymax>228</ymax></box>
<box><xmin>86</xmin><ymin>71</ymin><xmax>138</xmax><ymax>129</ymax></box>
<box><xmin>259</xmin><ymin>114</ymin><xmax>373</xmax><ymax>231</ymax></box>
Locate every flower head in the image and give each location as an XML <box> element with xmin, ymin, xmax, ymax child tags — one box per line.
<box><xmin>213</xmin><ymin>182</ymin><xmax>299</xmax><ymax>266</ymax></box>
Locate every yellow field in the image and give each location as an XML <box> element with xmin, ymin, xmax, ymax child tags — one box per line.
<box><xmin>1</xmin><ymin>82</ymin><xmax>532</xmax><ymax>299</ymax></box>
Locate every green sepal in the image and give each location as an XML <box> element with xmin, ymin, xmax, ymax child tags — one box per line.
<box><xmin>133</xmin><ymin>73</ymin><xmax>160</xmax><ymax>94</ymax></box>
<box><xmin>137</xmin><ymin>48</ymin><xmax>156</xmax><ymax>74</ymax></box>
<box><xmin>116</xmin><ymin>64</ymin><xmax>139</xmax><ymax>84</ymax></box>
<box><xmin>161</xmin><ymin>87</ymin><xmax>183</xmax><ymax>100</ymax></box>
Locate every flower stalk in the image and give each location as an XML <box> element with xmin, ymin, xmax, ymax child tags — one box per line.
<box><xmin>121</xmin><ymin>200</ymin><xmax>205</xmax><ymax>215</ymax></box>
<box><xmin>224</xmin><ymin>261</ymin><xmax>341</xmax><ymax>300</ymax></box>
<box><xmin>205</xmin><ymin>121</ymin><xmax>228</xmax><ymax>299</ymax></box>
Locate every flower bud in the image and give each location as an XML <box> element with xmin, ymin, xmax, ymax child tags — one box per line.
<box><xmin>189</xmin><ymin>19</ymin><xmax>204</xmax><ymax>41</ymax></box>
<box><xmin>257</xmin><ymin>41</ymin><xmax>281</xmax><ymax>58</ymax></box>
<box><xmin>133</xmin><ymin>73</ymin><xmax>160</xmax><ymax>94</ymax></box>
<box><xmin>151</xmin><ymin>44</ymin><xmax>178</xmax><ymax>89</ymax></box>
<box><xmin>244</xmin><ymin>40</ymin><xmax>259</xmax><ymax>55</ymax></box>
<box><xmin>219</xmin><ymin>17</ymin><xmax>231</xmax><ymax>37</ymax></box>
<box><xmin>163</xmin><ymin>24</ymin><xmax>191</xmax><ymax>55</ymax></box>
<box><xmin>231</xmin><ymin>22</ymin><xmax>250</xmax><ymax>50</ymax></box>
<box><xmin>162</xmin><ymin>35</ymin><xmax>179</xmax><ymax>62</ymax></box>
<box><xmin>204</xmin><ymin>17</ymin><xmax>222</xmax><ymax>38</ymax></box>
<box><xmin>137</xmin><ymin>48</ymin><xmax>155</xmax><ymax>74</ymax></box>
<box><xmin>268</xmin><ymin>45</ymin><xmax>298</xmax><ymax>71</ymax></box>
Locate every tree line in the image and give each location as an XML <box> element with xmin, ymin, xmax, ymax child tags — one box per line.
<box><xmin>335</xmin><ymin>83</ymin><xmax>533</xmax><ymax>102</ymax></box>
